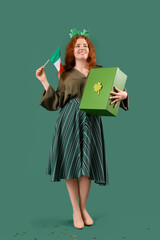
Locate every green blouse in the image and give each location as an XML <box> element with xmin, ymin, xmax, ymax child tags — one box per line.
<box><xmin>40</xmin><ymin>68</ymin><xmax>129</xmax><ymax>111</ymax></box>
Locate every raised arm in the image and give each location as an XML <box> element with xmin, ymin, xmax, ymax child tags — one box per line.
<box><xmin>39</xmin><ymin>79</ymin><xmax>65</xmax><ymax>111</ymax></box>
<box><xmin>36</xmin><ymin>65</ymin><xmax>65</xmax><ymax>111</ymax></box>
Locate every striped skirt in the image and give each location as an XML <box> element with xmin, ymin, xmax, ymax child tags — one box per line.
<box><xmin>45</xmin><ymin>98</ymin><xmax>109</xmax><ymax>186</ymax></box>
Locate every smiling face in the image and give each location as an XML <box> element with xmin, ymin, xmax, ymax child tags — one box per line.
<box><xmin>74</xmin><ymin>38</ymin><xmax>89</xmax><ymax>61</ymax></box>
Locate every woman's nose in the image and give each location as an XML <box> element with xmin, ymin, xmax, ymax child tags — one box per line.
<box><xmin>80</xmin><ymin>46</ymin><xmax>84</xmax><ymax>50</ymax></box>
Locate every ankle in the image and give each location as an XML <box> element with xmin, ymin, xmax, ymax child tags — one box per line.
<box><xmin>73</xmin><ymin>208</ymin><xmax>81</xmax><ymax>215</ymax></box>
<box><xmin>80</xmin><ymin>206</ymin><xmax>86</xmax><ymax>212</ymax></box>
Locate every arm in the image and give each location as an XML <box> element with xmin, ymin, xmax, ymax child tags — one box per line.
<box><xmin>40</xmin><ymin>77</ymin><xmax>65</xmax><ymax>111</ymax></box>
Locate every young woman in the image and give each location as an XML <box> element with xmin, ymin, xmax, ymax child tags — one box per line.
<box><xmin>36</xmin><ymin>30</ymin><xmax>129</xmax><ymax>229</ymax></box>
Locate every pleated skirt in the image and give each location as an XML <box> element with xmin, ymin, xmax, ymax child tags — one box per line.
<box><xmin>45</xmin><ymin>98</ymin><xmax>109</xmax><ymax>186</ymax></box>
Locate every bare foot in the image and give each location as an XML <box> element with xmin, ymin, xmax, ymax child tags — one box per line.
<box><xmin>73</xmin><ymin>210</ymin><xmax>84</xmax><ymax>229</ymax></box>
<box><xmin>80</xmin><ymin>208</ymin><xmax>94</xmax><ymax>226</ymax></box>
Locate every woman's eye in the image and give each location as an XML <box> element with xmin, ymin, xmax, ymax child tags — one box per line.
<box><xmin>75</xmin><ymin>45</ymin><xmax>88</xmax><ymax>48</ymax></box>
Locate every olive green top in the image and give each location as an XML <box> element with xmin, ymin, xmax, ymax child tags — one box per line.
<box><xmin>40</xmin><ymin>68</ymin><xmax>129</xmax><ymax>111</ymax></box>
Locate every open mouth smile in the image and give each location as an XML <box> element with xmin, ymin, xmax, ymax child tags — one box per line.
<box><xmin>79</xmin><ymin>51</ymin><xmax>86</xmax><ymax>54</ymax></box>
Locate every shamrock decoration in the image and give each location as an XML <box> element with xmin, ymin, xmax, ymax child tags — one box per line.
<box><xmin>69</xmin><ymin>28</ymin><xmax>90</xmax><ymax>38</ymax></box>
<box><xmin>69</xmin><ymin>28</ymin><xmax>80</xmax><ymax>38</ymax></box>
<box><xmin>94</xmin><ymin>82</ymin><xmax>103</xmax><ymax>95</ymax></box>
<box><xmin>80</xmin><ymin>29</ymin><xmax>90</xmax><ymax>38</ymax></box>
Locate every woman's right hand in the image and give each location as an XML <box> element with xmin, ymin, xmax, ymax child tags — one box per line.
<box><xmin>36</xmin><ymin>65</ymin><xmax>47</xmax><ymax>83</ymax></box>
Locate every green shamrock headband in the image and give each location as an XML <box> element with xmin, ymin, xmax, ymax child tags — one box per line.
<box><xmin>69</xmin><ymin>28</ymin><xmax>90</xmax><ymax>39</ymax></box>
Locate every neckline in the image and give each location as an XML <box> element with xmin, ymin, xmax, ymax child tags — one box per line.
<box><xmin>73</xmin><ymin>68</ymin><xmax>89</xmax><ymax>78</ymax></box>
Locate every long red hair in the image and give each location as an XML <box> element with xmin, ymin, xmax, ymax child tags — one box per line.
<box><xmin>63</xmin><ymin>36</ymin><xmax>102</xmax><ymax>71</ymax></box>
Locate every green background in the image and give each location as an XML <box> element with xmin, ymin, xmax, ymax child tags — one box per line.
<box><xmin>1</xmin><ymin>0</ymin><xmax>159</xmax><ymax>239</ymax></box>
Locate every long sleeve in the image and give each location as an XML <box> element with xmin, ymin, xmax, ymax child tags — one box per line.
<box><xmin>39</xmin><ymin>77</ymin><xmax>65</xmax><ymax>111</ymax></box>
<box><xmin>119</xmin><ymin>88</ymin><xmax>129</xmax><ymax>111</ymax></box>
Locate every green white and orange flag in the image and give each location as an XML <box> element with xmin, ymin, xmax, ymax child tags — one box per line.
<box><xmin>44</xmin><ymin>47</ymin><xmax>65</xmax><ymax>78</ymax></box>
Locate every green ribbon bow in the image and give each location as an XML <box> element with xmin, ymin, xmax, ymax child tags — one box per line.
<box><xmin>69</xmin><ymin>28</ymin><xmax>90</xmax><ymax>38</ymax></box>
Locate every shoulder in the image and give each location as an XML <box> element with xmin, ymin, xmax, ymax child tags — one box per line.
<box><xmin>93</xmin><ymin>65</ymin><xmax>103</xmax><ymax>69</ymax></box>
<box><xmin>60</xmin><ymin>69</ymin><xmax>76</xmax><ymax>81</ymax></box>
<box><xmin>89</xmin><ymin>65</ymin><xmax>103</xmax><ymax>71</ymax></box>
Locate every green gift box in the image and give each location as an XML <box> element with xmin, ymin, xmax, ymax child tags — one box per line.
<box><xmin>79</xmin><ymin>67</ymin><xmax>127</xmax><ymax>116</ymax></box>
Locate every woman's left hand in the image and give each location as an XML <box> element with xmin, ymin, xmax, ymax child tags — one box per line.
<box><xmin>109</xmin><ymin>86</ymin><xmax>128</xmax><ymax>108</ymax></box>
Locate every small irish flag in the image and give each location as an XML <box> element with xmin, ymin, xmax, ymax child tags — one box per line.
<box><xmin>44</xmin><ymin>47</ymin><xmax>65</xmax><ymax>78</ymax></box>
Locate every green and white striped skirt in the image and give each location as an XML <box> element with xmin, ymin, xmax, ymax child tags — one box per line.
<box><xmin>45</xmin><ymin>98</ymin><xmax>109</xmax><ymax>186</ymax></box>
